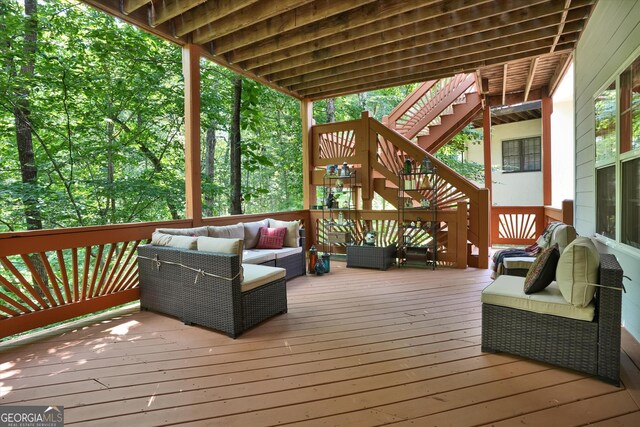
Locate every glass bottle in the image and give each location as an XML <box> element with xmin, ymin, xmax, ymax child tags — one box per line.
<box><xmin>308</xmin><ymin>245</ymin><xmax>318</xmax><ymax>274</ymax></box>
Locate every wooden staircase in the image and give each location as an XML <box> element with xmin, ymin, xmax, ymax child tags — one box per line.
<box><xmin>308</xmin><ymin>73</ymin><xmax>490</xmax><ymax>268</ymax></box>
<box><xmin>377</xmin><ymin>73</ymin><xmax>482</xmax><ymax>205</ymax></box>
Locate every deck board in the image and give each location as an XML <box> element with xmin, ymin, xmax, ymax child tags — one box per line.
<box><xmin>1</xmin><ymin>262</ymin><xmax>638</xmax><ymax>426</ymax></box>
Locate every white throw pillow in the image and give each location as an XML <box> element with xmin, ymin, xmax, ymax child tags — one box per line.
<box><xmin>151</xmin><ymin>232</ymin><xmax>198</xmax><ymax>249</ymax></box>
<box><xmin>207</xmin><ymin>223</ymin><xmax>245</xmax><ymax>239</ymax></box>
<box><xmin>242</xmin><ymin>219</ymin><xmax>269</xmax><ymax>249</ymax></box>
<box><xmin>556</xmin><ymin>237</ymin><xmax>600</xmax><ymax>307</ymax></box>
<box><xmin>268</xmin><ymin>219</ymin><xmax>300</xmax><ymax>247</ymax></box>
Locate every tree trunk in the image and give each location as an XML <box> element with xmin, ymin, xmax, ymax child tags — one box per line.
<box><xmin>326</xmin><ymin>98</ymin><xmax>335</xmax><ymax>123</ymax></box>
<box><xmin>230</xmin><ymin>77</ymin><xmax>243</xmax><ymax>215</ymax></box>
<box><xmin>204</xmin><ymin>126</ymin><xmax>216</xmax><ymax>217</ymax></box>
<box><xmin>13</xmin><ymin>0</ymin><xmax>41</xmax><ymax>231</ymax></box>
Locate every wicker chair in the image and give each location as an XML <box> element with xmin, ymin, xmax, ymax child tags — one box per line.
<box><xmin>138</xmin><ymin>245</ymin><xmax>287</xmax><ymax>338</ymax></box>
<box><xmin>482</xmin><ymin>253</ymin><xmax>623</xmax><ymax>385</ymax></box>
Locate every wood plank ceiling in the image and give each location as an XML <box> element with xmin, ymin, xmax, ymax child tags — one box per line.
<box><xmin>82</xmin><ymin>0</ymin><xmax>596</xmax><ymax>102</ymax></box>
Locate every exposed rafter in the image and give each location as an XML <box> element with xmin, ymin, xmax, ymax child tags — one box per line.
<box><xmin>82</xmin><ymin>0</ymin><xmax>595</xmax><ymax>100</ymax></box>
<box><xmin>502</xmin><ymin>64</ymin><xmax>508</xmax><ymax>106</ymax></box>
<box><xmin>121</xmin><ymin>0</ymin><xmax>148</xmax><ymax>15</ymax></box>
<box><xmin>524</xmin><ymin>57</ymin><xmax>539</xmax><ymax>101</ymax></box>
<box><xmin>551</xmin><ymin>0</ymin><xmax>573</xmax><ymax>52</ymax></box>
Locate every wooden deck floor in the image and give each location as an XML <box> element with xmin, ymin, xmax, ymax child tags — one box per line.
<box><xmin>2</xmin><ymin>262</ymin><xmax>640</xmax><ymax>426</ymax></box>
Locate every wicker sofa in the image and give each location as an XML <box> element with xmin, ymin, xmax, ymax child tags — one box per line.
<box><xmin>138</xmin><ymin>244</ymin><xmax>287</xmax><ymax>338</ymax></box>
<box><xmin>481</xmin><ymin>253</ymin><xmax>623</xmax><ymax>385</ymax></box>
<box><xmin>153</xmin><ymin>220</ymin><xmax>306</xmax><ymax>280</ymax></box>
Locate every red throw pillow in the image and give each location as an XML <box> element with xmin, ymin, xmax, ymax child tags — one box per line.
<box><xmin>255</xmin><ymin>227</ymin><xmax>286</xmax><ymax>249</ymax></box>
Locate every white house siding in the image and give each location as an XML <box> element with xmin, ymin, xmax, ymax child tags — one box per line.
<box><xmin>551</xmin><ymin>64</ymin><xmax>575</xmax><ymax>208</ymax></box>
<box><xmin>574</xmin><ymin>0</ymin><xmax>640</xmax><ymax>339</ymax></box>
<box><xmin>466</xmin><ymin>119</ymin><xmax>543</xmax><ymax>206</ymax></box>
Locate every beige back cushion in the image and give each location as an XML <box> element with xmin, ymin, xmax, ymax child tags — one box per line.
<box><xmin>550</xmin><ymin>224</ymin><xmax>577</xmax><ymax>254</ymax></box>
<box><xmin>556</xmin><ymin>236</ymin><xmax>600</xmax><ymax>307</ymax></box>
<box><xmin>151</xmin><ymin>232</ymin><xmax>198</xmax><ymax>250</ymax></box>
<box><xmin>242</xmin><ymin>219</ymin><xmax>269</xmax><ymax>249</ymax></box>
<box><xmin>197</xmin><ymin>237</ymin><xmax>244</xmax><ymax>282</ymax></box>
<box><xmin>268</xmin><ymin>219</ymin><xmax>300</xmax><ymax>247</ymax></box>
<box><xmin>155</xmin><ymin>226</ymin><xmax>208</xmax><ymax>237</ymax></box>
<box><xmin>207</xmin><ymin>223</ymin><xmax>245</xmax><ymax>240</ymax></box>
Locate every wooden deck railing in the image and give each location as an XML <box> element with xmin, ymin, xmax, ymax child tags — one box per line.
<box><xmin>310</xmin><ymin>113</ymin><xmax>490</xmax><ymax>269</ymax></box>
<box><xmin>490</xmin><ymin>200</ymin><xmax>574</xmax><ymax>246</ymax></box>
<box><xmin>0</xmin><ymin>210</ymin><xmax>309</xmax><ymax>340</ymax></box>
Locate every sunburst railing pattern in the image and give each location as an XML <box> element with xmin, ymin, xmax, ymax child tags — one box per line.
<box><xmin>491</xmin><ymin>207</ymin><xmax>545</xmax><ymax>245</ymax></box>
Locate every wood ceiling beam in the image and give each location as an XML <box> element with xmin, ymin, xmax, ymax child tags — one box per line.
<box><xmin>551</xmin><ymin>0</ymin><xmax>572</xmax><ymax>52</ymax></box>
<box><xmin>303</xmin><ymin>45</ymin><xmax>573</xmax><ymax>100</ymax></box>
<box><xmin>84</xmin><ymin>0</ymin><xmax>187</xmax><ymax>45</ymax></box>
<box><xmin>228</xmin><ymin>0</ymin><xmax>443</xmax><ymax>64</ymax></box>
<box><xmin>213</xmin><ymin>0</ymin><xmax>376</xmax><ymax>56</ymax></box>
<box><xmin>151</xmin><ymin>0</ymin><xmax>207</xmax><ymax>27</ymax></box>
<box><xmin>289</xmin><ymin>32</ymin><xmax>580</xmax><ymax>93</ymax></box>
<box><xmin>198</xmin><ymin>47</ymin><xmax>302</xmax><ymax>100</ymax></box>
<box><xmin>243</xmin><ymin>0</ymin><xmax>593</xmax><ymax>72</ymax></box>
<box><xmin>548</xmin><ymin>52</ymin><xmax>574</xmax><ymax>96</ymax></box>
<box><xmin>281</xmin><ymin>19</ymin><xmax>583</xmax><ymax>90</ymax></box>
<box><xmin>486</xmin><ymin>88</ymin><xmax>545</xmax><ymax>107</ymax></box>
<box><xmin>256</xmin><ymin>2</ymin><xmax>590</xmax><ymax>79</ymax></box>
<box><xmin>192</xmin><ymin>0</ymin><xmax>314</xmax><ymax>45</ymax></box>
<box><xmin>174</xmin><ymin>0</ymin><xmax>260</xmax><ymax>37</ymax></box>
<box><xmin>121</xmin><ymin>0</ymin><xmax>148</xmax><ymax>14</ymax></box>
<box><xmin>298</xmin><ymin>39</ymin><xmax>575</xmax><ymax>97</ymax></box>
<box><xmin>502</xmin><ymin>64</ymin><xmax>508</xmax><ymax>105</ymax></box>
<box><xmin>524</xmin><ymin>57</ymin><xmax>539</xmax><ymax>101</ymax></box>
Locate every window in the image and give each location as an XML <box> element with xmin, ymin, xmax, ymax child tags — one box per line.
<box><xmin>622</xmin><ymin>157</ymin><xmax>640</xmax><ymax>248</ymax></box>
<box><xmin>596</xmin><ymin>166</ymin><xmax>616</xmax><ymax>239</ymax></box>
<box><xmin>594</xmin><ymin>50</ymin><xmax>640</xmax><ymax>252</ymax></box>
<box><xmin>502</xmin><ymin>137</ymin><xmax>541</xmax><ymax>172</ymax></box>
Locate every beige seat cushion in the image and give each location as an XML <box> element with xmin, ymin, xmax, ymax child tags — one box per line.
<box><xmin>270</xmin><ymin>246</ymin><xmax>303</xmax><ymax>259</ymax></box>
<box><xmin>241</xmin><ymin>264</ymin><xmax>286</xmax><ymax>292</ymax></box>
<box><xmin>556</xmin><ymin>237</ymin><xmax>600</xmax><ymax>307</ymax></box>
<box><xmin>243</xmin><ymin>250</ymin><xmax>276</xmax><ymax>265</ymax></box>
<box><xmin>151</xmin><ymin>232</ymin><xmax>198</xmax><ymax>250</ymax></box>
<box><xmin>502</xmin><ymin>256</ymin><xmax>536</xmax><ymax>270</ymax></box>
<box><xmin>481</xmin><ymin>275</ymin><xmax>595</xmax><ymax>321</ymax></box>
<box><xmin>268</xmin><ymin>219</ymin><xmax>300</xmax><ymax>247</ymax></box>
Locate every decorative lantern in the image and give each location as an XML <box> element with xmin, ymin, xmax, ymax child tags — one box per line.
<box><xmin>315</xmin><ymin>257</ymin><xmax>326</xmax><ymax>276</ymax></box>
<box><xmin>403</xmin><ymin>158</ymin><xmax>412</xmax><ymax>174</ymax></box>
<box><xmin>308</xmin><ymin>245</ymin><xmax>318</xmax><ymax>274</ymax></box>
<box><xmin>421</xmin><ymin>156</ymin><xmax>433</xmax><ymax>173</ymax></box>
<box><xmin>341</xmin><ymin>162</ymin><xmax>350</xmax><ymax>176</ymax></box>
<box><xmin>321</xmin><ymin>253</ymin><xmax>331</xmax><ymax>273</ymax></box>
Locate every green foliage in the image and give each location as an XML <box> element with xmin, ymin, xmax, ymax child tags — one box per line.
<box><xmin>435</xmin><ymin>125</ymin><xmax>485</xmax><ymax>183</ymax></box>
<box><xmin>0</xmin><ymin>0</ymin><xmax>303</xmax><ymax>232</ymax></box>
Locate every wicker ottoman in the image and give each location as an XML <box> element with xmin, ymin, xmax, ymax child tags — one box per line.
<box><xmin>346</xmin><ymin>244</ymin><xmax>396</xmax><ymax>270</ymax></box>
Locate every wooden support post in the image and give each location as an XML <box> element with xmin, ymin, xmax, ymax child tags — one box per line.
<box><xmin>542</xmin><ymin>95</ymin><xmax>552</xmax><ymax>206</ymax></box>
<box><xmin>358</xmin><ymin>110</ymin><xmax>372</xmax><ymax>210</ymax></box>
<box><xmin>183</xmin><ymin>44</ymin><xmax>202</xmax><ymax>225</ymax></box>
<box><xmin>482</xmin><ymin>106</ymin><xmax>492</xmax><ymax>198</ymax></box>
<box><xmin>456</xmin><ymin>201</ymin><xmax>467</xmax><ymax>269</ymax></box>
<box><xmin>477</xmin><ymin>188</ymin><xmax>490</xmax><ymax>269</ymax></box>
<box><xmin>301</xmin><ymin>98</ymin><xmax>314</xmax><ymax>210</ymax></box>
<box><xmin>562</xmin><ymin>199</ymin><xmax>574</xmax><ymax>226</ymax></box>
